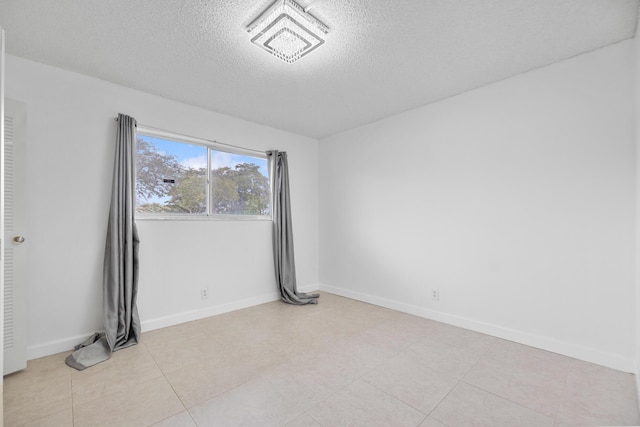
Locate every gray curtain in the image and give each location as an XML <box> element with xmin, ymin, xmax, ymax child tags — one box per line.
<box><xmin>66</xmin><ymin>113</ymin><xmax>141</xmax><ymax>370</ymax></box>
<box><xmin>267</xmin><ymin>150</ymin><xmax>319</xmax><ymax>305</ymax></box>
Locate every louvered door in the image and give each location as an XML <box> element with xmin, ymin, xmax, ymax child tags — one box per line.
<box><xmin>4</xmin><ymin>99</ymin><xmax>27</xmax><ymax>375</ymax></box>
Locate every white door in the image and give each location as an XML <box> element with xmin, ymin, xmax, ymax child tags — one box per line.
<box><xmin>3</xmin><ymin>98</ymin><xmax>27</xmax><ymax>375</ymax></box>
<box><xmin>1</xmin><ymin>24</ymin><xmax>6</xmax><ymax>423</ymax></box>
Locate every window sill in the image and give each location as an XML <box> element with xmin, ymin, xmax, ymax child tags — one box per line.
<box><xmin>136</xmin><ymin>214</ymin><xmax>272</xmax><ymax>222</ymax></box>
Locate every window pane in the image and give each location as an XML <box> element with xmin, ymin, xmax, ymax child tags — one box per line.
<box><xmin>210</xmin><ymin>150</ymin><xmax>270</xmax><ymax>216</ymax></box>
<box><xmin>136</xmin><ymin>135</ymin><xmax>207</xmax><ymax>214</ymax></box>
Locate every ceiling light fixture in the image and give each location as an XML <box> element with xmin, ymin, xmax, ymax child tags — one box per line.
<box><xmin>247</xmin><ymin>0</ymin><xmax>329</xmax><ymax>64</ymax></box>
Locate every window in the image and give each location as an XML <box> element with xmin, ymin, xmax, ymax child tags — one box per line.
<box><xmin>135</xmin><ymin>129</ymin><xmax>270</xmax><ymax>219</ymax></box>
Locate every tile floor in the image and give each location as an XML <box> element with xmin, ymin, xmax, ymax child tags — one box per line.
<box><xmin>4</xmin><ymin>292</ymin><xmax>640</xmax><ymax>426</ymax></box>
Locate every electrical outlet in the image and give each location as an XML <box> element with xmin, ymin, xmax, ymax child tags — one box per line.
<box><xmin>201</xmin><ymin>288</ymin><xmax>209</xmax><ymax>300</ymax></box>
<box><xmin>431</xmin><ymin>289</ymin><xmax>440</xmax><ymax>301</ymax></box>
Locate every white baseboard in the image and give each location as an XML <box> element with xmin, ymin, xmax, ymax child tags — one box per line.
<box><xmin>142</xmin><ymin>285</ymin><xmax>319</xmax><ymax>332</ymax></box>
<box><xmin>27</xmin><ymin>331</ymin><xmax>105</xmax><ymax>360</ymax></box>
<box><xmin>636</xmin><ymin>361</ymin><xmax>640</xmax><ymax>413</ymax></box>
<box><xmin>140</xmin><ymin>291</ymin><xmax>282</xmax><ymax>333</ymax></box>
<box><xmin>27</xmin><ymin>285</ymin><xmax>321</xmax><ymax>360</ymax></box>
<box><xmin>320</xmin><ymin>284</ymin><xmax>635</xmax><ymax>373</ymax></box>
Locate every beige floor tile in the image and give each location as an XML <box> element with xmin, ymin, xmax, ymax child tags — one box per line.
<box><xmin>151</xmin><ymin>411</ymin><xmax>197</xmax><ymax>427</ymax></box>
<box><xmin>425</xmin><ymin>321</ymin><xmax>498</xmax><ymax>354</ymax></box>
<box><xmin>278</xmin><ymin>341</ymin><xmax>378</xmax><ymax>393</ymax></box>
<box><xmin>554</xmin><ymin>406</ymin><xmax>636</xmax><ymax>427</ymax></box>
<box><xmin>555</xmin><ymin>361</ymin><xmax>640</xmax><ymax>426</ymax></box>
<box><xmin>418</xmin><ymin>417</ymin><xmax>448</xmax><ymax>427</ymax></box>
<box><xmin>430</xmin><ymin>382</ymin><xmax>554</xmax><ymax>427</ymax></box>
<box><xmin>361</xmin><ymin>316</ymin><xmax>434</xmax><ymax>349</ymax></box>
<box><xmin>16</xmin><ymin>352</ymin><xmax>72</xmax><ymax>381</ymax></box>
<box><xmin>189</xmin><ymin>362</ymin><xmax>334</xmax><ymax>426</ymax></box>
<box><xmin>165</xmin><ymin>350</ymin><xmax>278</xmax><ymax>408</ymax></box>
<box><xmin>212</xmin><ymin>328</ymin><xmax>293</xmax><ymax>365</ymax></box>
<box><xmin>4</xmin><ymin>367</ymin><xmax>72</xmax><ymax>426</ymax></box>
<box><xmin>18</xmin><ymin>408</ymin><xmax>73</xmax><ymax>427</ymax></box>
<box><xmin>362</xmin><ymin>350</ymin><xmax>459</xmax><ymax>413</ymax></box>
<box><xmin>5</xmin><ymin>292</ymin><xmax>640</xmax><ymax>427</ymax></box>
<box><xmin>463</xmin><ymin>341</ymin><xmax>572</xmax><ymax>417</ymax></box>
<box><xmin>198</xmin><ymin>302</ymin><xmax>293</xmax><ymax>338</ymax></box>
<box><xmin>262</xmin><ymin>327</ymin><xmax>347</xmax><ymax>363</ymax></box>
<box><xmin>329</xmin><ymin>333</ymin><xmax>399</xmax><ymax>370</ymax></box>
<box><xmin>284</xmin><ymin>413</ymin><xmax>323</xmax><ymax>427</ymax></box>
<box><xmin>195</xmin><ymin>312</ymin><xmax>255</xmax><ymax>337</ymax></box>
<box><xmin>73</xmin><ymin>376</ymin><xmax>184</xmax><ymax>427</ymax></box>
<box><xmin>279</xmin><ymin>354</ymin><xmax>366</xmax><ymax>393</ymax></box>
<box><xmin>143</xmin><ymin>320</ymin><xmax>208</xmax><ymax>346</ymax></box>
<box><xmin>211</xmin><ymin>315</ymin><xmax>289</xmax><ymax>346</ymax></box>
<box><xmin>306</xmin><ymin>379</ymin><xmax>427</xmax><ymax>427</ymax></box>
<box><xmin>407</xmin><ymin>336</ymin><xmax>485</xmax><ymax>379</ymax></box>
<box><xmin>484</xmin><ymin>338</ymin><xmax>576</xmax><ymax>369</ymax></box>
<box><xmin>71</xmin><ymin>343</ymin><xmax>163</xmax><ymax>406</ymax></box>
<box><xmin>319</xmin><ymin>308</ymin><xmax>386</xmax><ymax>335</ymax></box>
<box><xmin>143</xmin><ymin>332</ymin><xmax>224</xmax><ymax>374</ymax></box>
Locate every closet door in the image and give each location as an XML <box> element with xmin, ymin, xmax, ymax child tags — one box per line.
<box><xmin>2</xmin><ymin>61</ymin><xmax>28</xmax><ymax>375</ymax></box>
<box><xmin>0</xmin><ymin>25</ymin><xmax>6</xmax><ymax>422</ymax></box>
<box><xmin>3</xmin><ymin>98</ymin><xmax>27</xmax><ymax>375</ymax></box>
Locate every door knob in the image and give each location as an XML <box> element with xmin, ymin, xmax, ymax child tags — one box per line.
<box><xmin>13</xmin><ymin>236</ymin><xmax>25</xmax><ymax>243</ymax></box>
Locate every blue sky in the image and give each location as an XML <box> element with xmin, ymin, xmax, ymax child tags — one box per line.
<box><xmin>139</xmin><ymin>135</ymin><xmax>269</xmax><ymax>177</ymax></box>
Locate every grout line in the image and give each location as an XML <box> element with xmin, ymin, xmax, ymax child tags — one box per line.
<box><xmin>427</xmin><ymin>371</ymin><xmax>467</xmax><ymax>424</ymax></box>
<box><xmin>306</xmin><ymin>409</ymin><xmax>325</xmax><ymax>426</ymax></box>
<box><xmin>361</xmin><ymin>380</ymin><xmax>430</xmax><ymax>425</ymax></box>
<box><xmin>70</xmin><ymin>371</ymin><xmax>76</xmax><ymax>426</ymax></box>
<box><xmin>10</xmin><ymin>294</ymin><xmax>637</xmax><ymax>426</ymax></box>
<box><xmin>187</xmin><ymin>409</ymin><xmax>199</xmax><ymax>427</ymax></box>
<box><xmin>458</xmin><ymin>349</ymin><xmax>570</xmax><ymax>423</ymax></box>
<box><xmin>425</xmin><ymin>344</ymin><xmax>491</xmax><ymax>424</ymax></box>
<box><xmin>458</xmin><ymin>381</ymin><xmax>555</xmax><ymax>421</ymax></box>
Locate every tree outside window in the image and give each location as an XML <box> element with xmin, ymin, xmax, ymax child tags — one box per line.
<box><xmin>135</xmin><ymin>133</ymin><xmax>270</xmax><ymax>217</ymax></box>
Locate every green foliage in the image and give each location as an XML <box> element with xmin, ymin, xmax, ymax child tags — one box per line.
<box><xmin>211</xmin><ymin>163</ymin><xmax>270</xmax><ymax>215</ymax></box>
<box><xmin>136</xmin><ymin>203</ymin><xmax>171</xmax><ymax>213</ymax></box>
<box><xmin>136</xmin><ymin>141</ymin><xmax>270</xmax><ymax>216</ymax></box>
<box><xmin>135</xmin><ymin>138</ymin><xmax>182</xmax><ymax>201</ymax></box>
<box><xmin>166</xmin><ymin>168</ymin><xmax>207</xmax><ymax>214</ymax></box>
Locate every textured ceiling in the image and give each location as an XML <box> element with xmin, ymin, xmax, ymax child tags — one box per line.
<box><xmin>0</xmin><ymin>0</ymin><xmax>638</xmax><ymax>138</ymax></box>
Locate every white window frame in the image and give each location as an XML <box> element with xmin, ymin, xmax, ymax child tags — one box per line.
<box><xmin>135</xmin><ymin>126</ymin><xmax>271</xmax><ymax>221</ymax></box>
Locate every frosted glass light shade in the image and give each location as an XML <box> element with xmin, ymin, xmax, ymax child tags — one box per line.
<box><xmin>247</xmin><ymin>0</ymin><xmax>328</xmax><ymax>64</ymax></box>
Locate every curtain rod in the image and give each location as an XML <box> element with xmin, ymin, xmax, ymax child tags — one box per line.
<box><xmin>114</xmin><ymin>116</ymin><xmax>267</xmax><ymax>156</ymax></box>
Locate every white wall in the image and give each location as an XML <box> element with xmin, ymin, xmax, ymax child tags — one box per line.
<box><xmin>320</xmin><ymin>40</ymin><xmax>636</xmax><ymax>371</ymax></box>
<box><xmin>4</xmin><ymin>39</ymin><xmax>636</xmax><ymax>371</ymax></box>
<box><xmin>635</xmin><ymin>17</ymin><xmax>640</xmax><ymax>381</ymax></box>
<box><xmin>5</xmin><ymin>55</ymin><xmax>319</xmax><ymax>359</ymax></box>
